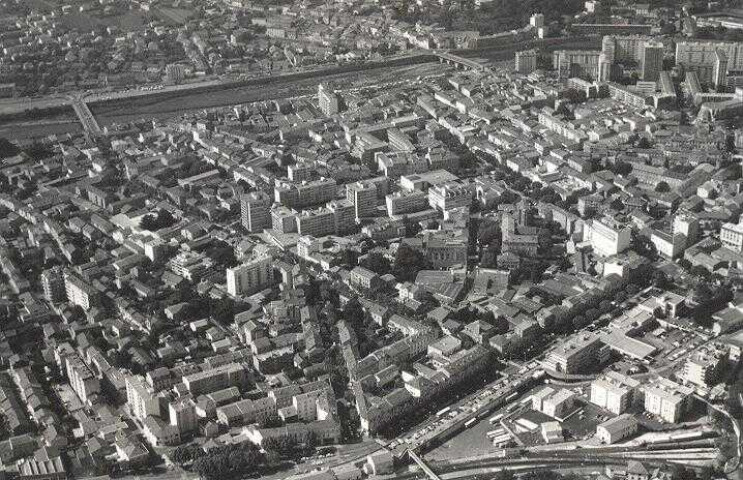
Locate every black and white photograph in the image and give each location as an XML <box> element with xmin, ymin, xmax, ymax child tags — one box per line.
<box><xmin>0</xmin><ymin>1</ymin><xmax>741</xmax><ymax>480</ymax></box>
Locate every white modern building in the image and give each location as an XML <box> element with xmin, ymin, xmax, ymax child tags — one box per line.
<box><xmin>226</xmin><ymin>254</ymin><xmax>274</xmax><ymax>296</ymax></box>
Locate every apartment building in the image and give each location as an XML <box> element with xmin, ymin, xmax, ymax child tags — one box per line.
<box><xmin>226</xmin><ymin>254</ymin><xmax>274</xmax><ymax>296</ymax></box>
<box><xmin>532</xmin><ymin>387</ymin><xmax>575</xmax><ymax>418</ymax></box>
<box><xmin>641</xmin><ymin>41</ymin><xmax>664</xmax><ymax>82</ymax></box>
<box><xmin>643</xmin><ymin>377</ymin><xmax>694</xmax><ymax>423</ymax></box>
<box><xmin>41</xmin><ymin>267</ymin><xmax>66</xmax><ymax>302</ymax></box>
<box><xmin>169</xmin><ymin>398</ymin><xmax>198</xmax><ymax>436</ymax></box>
<box><xmin>386</xmin><ymin>190</ymin><xmax>429</xmax><ymax>216</ymax></box>
<box><xmin>274</xmin><ymin>178</ymin><xmax>337</xmax><ymax>209</ymax></box>
<box><xmin>676</xmin><ymin>40</ymin><xmax>743</xmax><ymax>83</ymax></box>
<box><xmin>543</xmin><ymin>334</ymin><xmax>606</xmax><ymax>374</ymax></box>
<box><xmin>168</xmin><ymin>251</ymin><xmax>216</xmax><ymax>283</ymax></box>
<box><xmin>65</xmin><ymin>354</ymin><xmax>100</xmax><ymax>405</ymax></box>
<box><xmin>428</xmin><ymin>181</ymin><xmax>473</xmax><ymax>213</ymax></box>
<box><xmin>126</xmin><ymin>376</ymin><xmax>160</xmax><ymax>421</ymax></box>
<box><xmin>596</xmin><ymin>413</ymin><xmax>638</xmax><ymax>444</ymax></box>
<box><xmin>64</xmin><ymin>272</ymin><xmax>98</xmax><ymax>311</ymax></box>
<box><xmin>349</xmin><ymin>266</ymin><xmax>383</xmax><ymax>291</ymax></box>
<box><xmin>721</xmin><ymin>219</ymin><xmax>743</xmax><ymax>252</ymax></box>
<box><xmin>590</xmin><ymin>371</ymin><xmax>640</xmax><ymax>414</ymax></box>
<box><xmin>216</xmin><ymin>396</ymin><xmax>277</xmax><ymax>427</ymax></box>
<box><xmin>240</xmin><ymin>192</ymin><xmax>272</xmax><ymax>233</ymax></box>
<box><xmin>515</xmin><ymin>49</ymin><xmax>538</xmax><ymax>74</ymax></box>
<box><xmin>552</xmin><ymin>49</ymin><xmax>601</xmax><ymax>79</ymax></box>
<box><xmin>182</xmin><ymin>363</ymin><xmax>249</xmax><ymax>396</ymax></box>
<box><xmin>682</xmin><ymin>344</ymin><xmax>728</xmax><ymax>387</ymax></box>
<box><xmin>583</xmin><ymin>218</ymin><xmax>632</xmax><ymax>257</ymax></box>
<box><xmin>318</xmin><ymin>84</ymin><xmax>340</xmax><ymax>116</ymax></box>
<box><xmin>346</xmin><ymin>181</ymin><xmax>378</xmax><ymax>220</ymax></box>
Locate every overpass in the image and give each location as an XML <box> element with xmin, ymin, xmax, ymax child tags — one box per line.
<box><xmin>407</xmin><ymin>449</ymin><xmax>441</xmax><ymax>480</ymax></box>
<box><xmin>71</xmin><ymin>97</ymin><xmax>102</xmax><ymax>139</ymax></box>
<box><xmin>435</xmin><ymin>52</ymin><xmax>493</xmax><ymax>75</ymax></box>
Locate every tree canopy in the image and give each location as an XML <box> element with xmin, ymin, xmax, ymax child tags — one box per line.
<box><xmin>140</xmin><ymin>209</ymin><xmax>177</xmax><ymax>231</ymax></box>
<box><xmin>393</xmin><ymin>244</ymin><xmax>431</xmax><ymax>282</ymax></box>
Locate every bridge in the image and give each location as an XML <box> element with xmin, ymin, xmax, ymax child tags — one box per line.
<box><xmin>407</xmin><ymin>449</ymin><xmax>441</xmax><ymax>480</ymax></box>
<box><xmin>435</xmin><ymin>52</ymin><xmax>493</xmax><ymax>75</ymax></box>
<box><xmin>71</xmin><ymin>96</ymin><xmax>102</xmax><ymax>139</ymax></box>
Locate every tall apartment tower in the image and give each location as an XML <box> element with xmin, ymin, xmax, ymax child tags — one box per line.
<box><xmin>41</xmin><ymin>267</ymin><xmax>66</xmax><ymax>302</ymax></box>
<box><xmin>714</xmin><ymin>49</ymin><xmax>729</xmax><ymax>90</ymax></box>
<box><xmin>318</xmin><ymin>84</ymin><xmax>339</xmax><ymax>116</ymax></box>
<box><xmin>240</xmin><ymin>192</ymin><xmax>271</xmax><ymax>233</ymax></box>
<box><xmin>226</xmin><ymin>254</ymin><xmax>274</xmax><ymax>297</ymax></box>
<box><xmin>169</xmin><ymin>399</ymin><xmax>198</xmax><ymax>436</ymax></box>
<box><xmin>346</xmin><ymin>181</ymin><xmax>378</xmax><ymax>220</ymax></box>
<box><xmin>515</xmin><ymin>50</ymin><xmax>538</xmax><ymax>74</ymax></box>
<box><xmin>530</xmin><ymin>13</ymin><xmax>545</xmax><ymax>28</ymax></box>
<box><xmin>598</xmin><ymin>53</ymin><xmax>612</xmax><ymax>81</ymax></box>
<box><xmin>641</xmin><ymin>41</ymin><xmax>664</xmax><ymax>82</ymax></box>
<box><xmin>673</xmin><ymin>214</ymin><xmax>699</xmax><ymax>246</ymax></box>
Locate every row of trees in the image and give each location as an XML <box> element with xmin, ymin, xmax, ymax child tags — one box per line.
<box><xmin>190</xmin><ymin>442</ymin><xmax>265</xmax><ymax>480</ymax></box>
<box><xmin>262</xmin><ymin>431</ymin><xmax>318</xmax><ymax>459</ymax></box>
<box><xmin>173</xmin><ymin>433</ymin><xmax>319</xmax><ymax>480</ymax></box>
<box><xmin>495</xmin><ymin>465</ymin><xmax>714</xmax><ymax>480</ymax></box>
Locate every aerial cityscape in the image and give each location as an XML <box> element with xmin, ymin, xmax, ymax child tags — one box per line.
<box><xmin>1</xmin><ymin>1</ymin><xmax>743</xmax><ymax>480</ymax></box>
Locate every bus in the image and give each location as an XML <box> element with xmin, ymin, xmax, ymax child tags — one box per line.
<box><xmin>489</xmin><ymin>413</ymin><xmax>504</xmax><ymax>424</ymax></box>
<box><xmin>436</xmin><ymin>407</ymin><xmax>451</xmax><ymax>418</ymax></box>
<box><xmin>464</xmin><ymin>418</ymin><xmax>477</xmax><ymax>428</ymax></box>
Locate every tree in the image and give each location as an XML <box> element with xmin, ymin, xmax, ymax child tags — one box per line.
<box><xmin>393</xmin><ymin>244</ymin><xmax>431</xmax><ymax>282</ymax></box>
<box><xmin>725</xmin><ymin>135</ymin><xmax>736</xmax><ymax>153</ymax></box>
<box><xmin>562</xmin><ymin>88</ymin><xmax>585</xmax><ymax>104</ymax></box>
<box><xmin>585</xmin><ymin>308</ymin><xmax>600</xmax><ymax>322</ymax></box>
<box><xmin>652</xmin><ymin>270</ymin><xmax>670</xmax><ymax>289</ymax></box>
<box><xmin>360</xmin><ymin>252</ymin><xmax>391</xmax><ymax>275</ymax></box>
<box><xmin>110</xmin><ymin>349</ymin><xmax>132</xmax><ymax>370</ymax></box>
<box><xmin>171</xmin><ymin>445</ymin><xmax>205</xmax><ymax>465</ymax></box>
<box><xmin>140</xmin><ymin>209</ymin><xmax>177</xmax><ymax>231</ymax></box>
<box><xmin>493</xmin><ymin>315</ymin><xmax>510</xmax><ymax>335</ymax></box>
<box><xmin>206</xmin><ymin>241</ymin><xmax>237</xmax><ymax>268</ymax></box>
<box><xmin>598</xmin><ymin>300</ymin><xmax>612</xmax><ymax>314</ymax></box>
<box><xmin>631</xmin><ymin>232</ymin><xmax>658</xmax><ymax>260</ymax></box>
<box><xmin>610</xmin><ymin>198</ymin><xmax>624</xmax><ymax>211</ymax></box>
<box><xmin>637</xmin><ymin>137</ymin><xmax>652</xmax><ymax>149</ymax></box>
<box><xmin>572</xmin><ymin>315</ymin><xmax>588</xmax><ymax>330</ymax></box>
<box><xmin>191</xmin><ymin>442</ymin><xmax>264</xmax><ymax>480</ymax></box>
<box><xmin>670</xmin><ymin>465</ymin><xmax>697</xmax><ymax>480</ymax></box>
<box><xmin>0</xmin><ymin>138</ymin><xmax>19</xmax><ymax>159</ymax></box>
<box><xmin>655</xmin><ymin>181</ymin><xmax>670</xmax><ymax>193</ymax></box>
<box><xmin>691</xmin><ymin>265</ymin><xmax>711</xmax><ymax>280</ymax></box>
<box><xmin>612</xmin><ymin>161</ymin><xmax>633</xmax><ymax>176</ymax></box>
<box><xmin>693</xmin><ymin>281</ymin><xmax>714</xmax><ymax>304</ymax></box>
<box><xmin>494</xmin><ymin>471</ymin><xmax>516</xmax><ymax>480</ymax></box>
<box><xmin>212</xmin><ymin>297</ymin><xmax>237</xmax><ymax>324</ymax></box>
<box><xmin>24</xmin><ymin>142</ymin><xmax>53</xmax><ymax>161</ymax></box>
<box><xmin>477</xmin><ymin>218</ymin><xmax>501</xmax><ymax>246</ymax></box>
<box><xmin>0</xmin><ymin>414</ymin><xmax>9</xmax><ymax>440</ymax></box>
